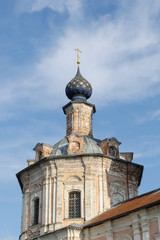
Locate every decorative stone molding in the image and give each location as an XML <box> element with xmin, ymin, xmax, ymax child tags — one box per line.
<box><xmin>100</xmin><ymin>138</ymin><xmax>121</xmax><ymax>157</ymax></box>
<box><xmin>117</xmin><ymin>234</ymin><xmax>132</xmax><ymax>240</ymax></box>
<box><xmin>131</xmin><ymin>213</ymin><xmax>141</xmax><ymax>240</ymax></box>
<box><xmin>64</xmin><ymin>175</ymin><xmax>83</xmax><ymax>220</ymax></box>
<box><xmin>28</xmin><ymin>225</ymin><xmax>40</xmax><ymax>238</ymax></box>
<box><xmin>33</xmin><ymin>143</ymin><xmax>52</xmax><ymax>161</ymax></box>
<box><xmin>67</xmin><ymin>134</ymin><xmax>85</xmax><ymax>154</ymax></box>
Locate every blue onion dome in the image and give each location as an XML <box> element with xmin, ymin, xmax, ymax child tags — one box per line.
<box><xmin>65</xmin><ymin>67</ymin><xmax>92</xmax><ymax>101</ymax></box>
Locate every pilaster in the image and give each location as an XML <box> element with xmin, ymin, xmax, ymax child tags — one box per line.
<box><xmin>84</xmin><ymin>172</ymin><xmax>93</xmax><ymax>220</ymax></box>
<box><xmin>21</xmin><ymin>188</ymin><xmax>29</xmax><ymax>240</ymax></box>
<box><xmin>53</xmin><ymin>176</ymin><xmax>57</xmax><ymax>225</ymax></box>
<box><xmin>41</xmin><ymin>178</ymin><xmax>48</xmax><ymax>233</ymax></box>
<box><xmin>105</xmin><ymin>221</ymin><xmax>113</xmax><ymax>240</ymax></box>
<box><xmin>131</xmin><ymin>214</ymin><xmax>141</xmax><ymax>240</ymax></box>
<box><xmin>47</xmin><ymin>176</ymin><xmax>53</xmax><ymax>231</ymax></box>
<box><xmin>154</xmin><ymin>206</ymin><xmax>160</xmax><ymax>239</ymax></box>
<box><xmin>140</xmin><ymin>210</ymin><xmax>149</xmax><ymax>240</ymax></box>
<box><xmin>156</xmin><ymin>206</ymin><xmax>160</xmax><ymax>232</ymax></box>
<box><xmin>83</xmin><ymin>228</ymin><xmax>90</xmax><ymax>240</ymax></box>
<box><xmin>99</xmin><ymin>173</ymin><xmax>103</xmax><ymax>213</ymax></box>
<box><xmin>55</xmin><ymin>174</ymin><xmax>63</xmax><ymax>229</ymax></box>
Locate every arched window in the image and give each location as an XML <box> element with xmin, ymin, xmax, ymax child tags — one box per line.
<box><xmin>69</xmin><ymin>191</ymin><xmax>81</xmax><ymax>218</ymax></box>
<box><xmin>109</xmin><ymin>146</ymin><xmax>116</xmax><ymax>157</ymax></box>
<box><xmin>33</xmin><ymin>198</ymin><xmax>39</xmax><ymax>225</ymax></box>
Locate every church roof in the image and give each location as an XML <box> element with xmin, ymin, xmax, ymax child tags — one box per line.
<box><xmin>84</xmin><ymin>188</ymin><xmax>160</xmax><ymax>228</ymax></box>
<box><xmin>50</xmin><ymin>135</ymin><xmax>103</xmax><ymax>156</ymax></box>
<box><xmin>16</xmin><ymin>151</ymin><xmax>143</xmax><ymax>191</ymax></box>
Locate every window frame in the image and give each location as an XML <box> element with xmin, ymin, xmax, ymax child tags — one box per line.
<box><xmin>33</xmin><ymin>197</ymin><xmax>39</xmax><ymax>225</ymax></box>
<box><xmin>109</xmin><ymin>146</ymin><xmax>117</xmax><ymax>157</ymax></box>
<box><xmin>68</xmin><ymin>191</ymin><xmax>81</xmax><ymax>219</ymax></box>
<box><xmin>64</xmin><ymin>176</ymin><xmax>83</xmax><ymax>220</ymax></box>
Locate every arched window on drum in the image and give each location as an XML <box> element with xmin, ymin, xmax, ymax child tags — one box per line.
<box><xmin>69</xmin><ymin>191</ymin><xmax>81</xmax><ymax>218</ymax></box>
<box><xmin>32</xmin><ymin>198</ymin><xmax>39</xmax><ymax>225</ymax></box>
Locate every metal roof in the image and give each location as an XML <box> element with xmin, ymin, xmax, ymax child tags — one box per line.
<box><xmin>50</xmin><ymin>135</ymin><xmax>103</xmax><ymax>156</ymax></box>
<box><xmin>84</xmin><ymin>188</ymin><xmax>160</xmax><ymax>228</ymax></box>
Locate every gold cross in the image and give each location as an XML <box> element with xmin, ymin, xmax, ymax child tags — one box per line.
<box><xmin>74</xmin><ymin>48</ymin><xmax>82</xmax><ymax>66</ymax></box>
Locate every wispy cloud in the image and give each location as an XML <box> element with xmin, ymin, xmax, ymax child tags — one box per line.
<box><xmin>1</xmin><ymin>0</ymin><xmax>160</xmax><ymax>182</ymax></box>
<box><xmin>1</xmin><ymin>1</ymin><xmax>160</xmax><ymax>238</ymax></box>
<box><xmin>134</xmin><ymin>137</ymin><xmax>160</xmax><ymax>160</ymax></box>
<box><xmin>7</xmin><ymin>0</ymin><xmax>160</xmax><ymax>111</ymax></box>
<box><xmin>137</xmin><ymin>109</ymin><xmax>160</xmax><ymax>124</ymax></box>
<box><xmin>0</xmin><ymin>117</ymin><xmax>63</xmax><ymax>181</ymax></box>
<box><xmin>0</xmin><ymin>130</ymin><xmax>62</xmax><ymax>181</ymax></box>
<box><xmin>145</xmin><ymin>161</ymin><xmax>160</xmax><ymax>168</ymax></box>
<box><xmin>16</xmin><ymin>0</ymin><xmax>83</xmax><ymax>16</ymax></box>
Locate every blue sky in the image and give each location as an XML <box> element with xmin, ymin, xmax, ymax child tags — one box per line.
<box><xmin>1</xmin><ymin>0</ymin><xmax>160</xmax><ymax>239</ymax></box>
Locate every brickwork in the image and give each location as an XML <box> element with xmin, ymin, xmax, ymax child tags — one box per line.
<box><xmin>32</xmin><ymin>144</ymin><xmax>52</xmax><ymax>165</ymax></box>
<box><xmin>64</xmin><ymin>102</ymin><xmax>94</xmax><ymax>137</ymax></box>
<box><xmin>149</xmin><ymin>220</ymin><xmax>159</xmax><ymax>240</ymax></box>
<box><xmin>18</xmin><ymin>154</ymin><xmax>144</xmax><ymax>240</ymax></box>
<box><xmin>67</xmin><ymin>134</ymin><xmax>85</xmax><ymax>154</ymax></box>
<box><xmin>100</xmin><ymin>138</ymin><xmax>120</xmax><ymax>157</ymax></box>
<box><xmin>17</xmin><ymin>66</ymin><xmax>160</xmax><ymax>240</ymax></box>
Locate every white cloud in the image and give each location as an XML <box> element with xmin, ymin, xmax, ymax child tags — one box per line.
<box><xmin>28</xmin><ymin>1</ymin><xmax>160</xmax><ymax>105</ymax></box>
<box><xmin>2</xmin><ymin>0</ymin><xmax>160</xmax><ymax>112</ymax></box>
<box><xmin>0</xmin><ymin>119</ymin><xmax>63</xmax><ymax>181</ymax></box>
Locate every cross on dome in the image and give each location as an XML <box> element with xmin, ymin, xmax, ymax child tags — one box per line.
<box><xmin>65</xmin><ymin>49</ymin><xmax>92</xmax><ymax>101</ymax></box>
<box><xmin>74</xmin><ymin>48</ymin><xmax>82</xmax><ymax>66</ymax></box>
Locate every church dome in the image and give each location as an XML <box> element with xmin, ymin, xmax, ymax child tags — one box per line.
<box><xmin>65</xmin><ymin>67</ymin><xmax>92</xmax><ymax>101</ymax></box>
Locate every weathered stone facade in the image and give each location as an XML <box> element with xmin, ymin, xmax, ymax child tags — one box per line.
<box><xmin>63</xmin><ymin>100</ymin><xmax>95</xmax><ymax>137</ymax></box>
<box><xmin>17</xmin><ymin>66</ymin><xmax>160</xmax><ymax>240</ymax></box>
<box><xmin>83</xmin><ymin>205</ymin><xmax>160</xmax><ymax>240</ymax></box>
<box><xmin>17</xmin><ymin>152</ymin><xmax>143</xmax><ymax>240</ymax></box>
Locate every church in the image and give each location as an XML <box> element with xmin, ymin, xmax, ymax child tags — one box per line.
<box><xmin>17</xmin><ymin>49</ymin><xmax>160</xmax><ymax>240</ymax></box>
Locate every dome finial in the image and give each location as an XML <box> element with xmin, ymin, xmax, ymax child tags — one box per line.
<box><xmin>74</xmin><ymin>48</ymin><xmax>82</xmax><ymax>66</ymax></box>
<box><xmin>65</xmin><ymin>50</ymin><xmax>92</xmax><ymax>101</ymax></box>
